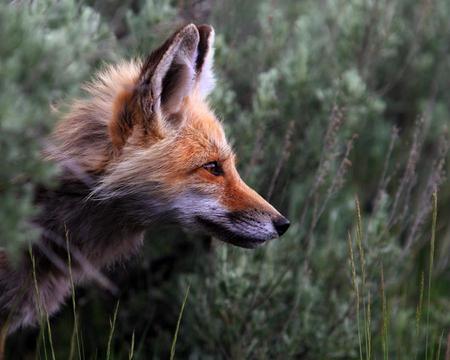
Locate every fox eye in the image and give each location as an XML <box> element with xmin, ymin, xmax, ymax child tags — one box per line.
<box><xmin>202</xmin><ymin>161</ymin><xmax>223</xmax><ymax>176</ymax></box>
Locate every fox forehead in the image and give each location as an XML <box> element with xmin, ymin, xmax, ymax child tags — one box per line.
<box><xmin>175</xmin><ymin>95</ymin><xmax>233</xmax><ymax>166</ymax></box>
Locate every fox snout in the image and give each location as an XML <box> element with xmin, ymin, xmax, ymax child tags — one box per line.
<box><xmin>195</xmin><ymin>207</ymin><xmax>289</xmax><ymax>249</ymax></box>
<box><xmin>216</xmin><ymin>180</ymin><xmax>290</xmax><ymax>248</ymax></box>
<box><xmin>226</xmin><ymin>210</ymin><xmax>290</xmax><ymax>247</ymax></box>
<box><xmin>176</xmin><ymin>184</ymin><xmax>290</xmax><ymax>249</ymax></box>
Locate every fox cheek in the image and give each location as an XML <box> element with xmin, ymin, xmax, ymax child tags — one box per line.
<box><xmin>171</xmin><ymin>194</ymin><xmax>222</xmax><ymax>224</ymax></box>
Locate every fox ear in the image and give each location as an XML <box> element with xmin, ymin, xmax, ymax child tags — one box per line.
<box><xmin>139</xmin><ymin>24</ymin><xmax>200</xmax><ymax>116</ymax></box>
<box><xmin>109</xmin><ymin>24</ymin><xmax>199</xmax><ymax>150</ymax></box>
<box><xmin>195</xmin><ymin>25</ymin><xmax>215</xmax><ymax>98</ymax></box>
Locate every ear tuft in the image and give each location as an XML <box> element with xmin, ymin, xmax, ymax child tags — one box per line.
<box><xmin>195</xmin><ymin>24</ymin><xmax>216</xmax><ymax>98</ymax></box>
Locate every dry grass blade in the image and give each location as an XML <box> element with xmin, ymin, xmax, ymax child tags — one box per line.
<box><xmin>29</xmin><ymin>246</ymin><xmax>56</xmax><ymax>360</ymax></box>
<box><xmin>244</xmin><ymin>123</ymin><xmax>266</xmax><ymax>180</ymax></box>
<box><xmin>404</xmin><ymin>134</ymin><xmax>448</xmax><ymax>252</ymax></box>
<box><xmin>313</xmin><ymin>135</ymin><xmax>356</xmax><ymax>229</ymax></box>
<box><xmin>445</xmin><ymin>332</ymin><xmax>450</xmax><ymax>360</ymax></box>
<box><xmin>267</xmin><ymin>120</ymin><xmax>294</xmax><ymax>200</ymax></box>
<box><xmin>170</xmin><ymin>284</ymin><xmax>191</xmax><ymax>360</ymax></box>
<box><xmin>373</xmin><ymin>126</ymin><xmax>399</xmax><ymax>214</ymax></box>
<box><xmin>416</xmin><ymin>272</ymin><xmax>425</xmax><ymax>339</ymax></box>
<box><xmin>367</xmin><ymin>291</ymin><xmax>372</xmax><ymax>359</ymax></box>
<box><xmin>45</xmin><ymin>314</ymin><xmax>56</xmax><ymax>360</ymax></box>
<box><xmin>355</xmin><ymin>197</ymin><xmax>372</xmax><ymax>360</ymax></box>
<box><xmin>66</xmin><ymin>227</ymin><xmax>82</xmax><ymax>360</ymax></box>
<box><xmin>425</xmin><ymin>192</ymin><xmax>437</xmax><ymax>360</ymax></box>
<box><xmin>128</xmin><ymin>330</ymin><xmax>135</xmax><ymax>360</ymax></box>
<box><xmin>299</xmin><ymin>103</ymin><xmax>345</xmax><ymax>227</ymax></box>
<box><xmin>381</xmin><ymin>265</ymin><xmax>388</xmax><ymax>360</ymax></box>
<box><xmin>436</xmin><ymin>331</ymin><xmax>444</xmax><ymax>360</ymax></box>
<box><xmin>106</xmin><ymin>300</ymin><xmax>120</xmax><ymax>360</ymax></box>
<box><xmin>389</xmin><ymin>117</ymin><xmax>423</xmax><ymax>227</ymax></box>
<box><xmin>347</xmin><ymin>232</ymin><xmax>363</xmax><ymax>360</ymax></box>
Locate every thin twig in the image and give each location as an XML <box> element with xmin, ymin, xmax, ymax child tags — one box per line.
<box><xmin>267</xmin><ymin>120</ymin><xmax>295</xmax><ymax>200</ymax></box>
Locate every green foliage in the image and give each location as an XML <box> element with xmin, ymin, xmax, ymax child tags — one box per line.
<box><xmin>2</xmin><ymin>0</ymin><xmax>450</xmax><ymax>358</ymax></box>
<box><xmin>0</xmin><ymin>0</ymin><xmax>117</xmax><ymax>255</ymax></box>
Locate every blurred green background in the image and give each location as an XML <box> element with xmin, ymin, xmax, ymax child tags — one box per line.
<box><xmin>1</xmin><ymin>0</ymin><xmax>449</xmax><ymax>358</ymax></box>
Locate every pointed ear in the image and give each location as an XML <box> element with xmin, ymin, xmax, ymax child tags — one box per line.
<box><xmin>139</xmin><ymin>24</ymin><xmax>200</xmax><ymax>116</ymax></box>
<box><xmin>109</xmin><ymin>24</ymin><xmax>200</xmax><ymax>151</ymax></box>
<box><xmin>195</xmin><ymin>25</ymin><xmax>216</xmax><ymax>98</ymax></box>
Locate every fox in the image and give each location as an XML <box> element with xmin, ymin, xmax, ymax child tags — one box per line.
<box><xmin>0</xmin><ymin>24</ymin><xmax>289</xmax><ymax>337</ymax></box>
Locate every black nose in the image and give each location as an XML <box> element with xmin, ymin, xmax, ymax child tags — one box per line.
<box><xmin>273</xmin><ymin>216</ymin><xmax>290</xmax><ymax>236</ymax></box>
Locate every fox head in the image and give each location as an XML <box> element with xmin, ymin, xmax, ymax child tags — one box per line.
<box><xmin>53</xmin><ymin>24</ymin><xmax>289</xmax><ymax>248</ymax></box>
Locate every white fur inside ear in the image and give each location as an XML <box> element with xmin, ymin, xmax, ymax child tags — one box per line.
<box><xmin>197</xmin><ymin>29</ymin><xmax>216</xmax><ymax>98</ymax></box>
<box><xmin>150</xmin><ymin>24</ymin><xmax>200</xmax><ymax>115</ymax></box>
<box><xmin>161</xmin><ymin>48</ymin><xmax>197</xmax><ymax>114</ymax></box>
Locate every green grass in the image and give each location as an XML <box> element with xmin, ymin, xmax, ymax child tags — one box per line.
<box><xmin>348</xmin><ymin>193</ymin><xmax>445</xmax><ymax>360</ymax></box>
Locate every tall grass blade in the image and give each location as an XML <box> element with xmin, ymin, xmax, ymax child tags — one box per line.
<box><xmin>355</xmin><ymin>197</ymin><xmax>371</xmax><ymax>360</ymax></box>
<box><xmin>134</xmin><ymin>321</ymin><xmax>151</xmax><ymax>359</ymax></box>
<box><xmin>347</xmin><ymin>232</ymin><xmax>363</xmax><ymax>360</ymax></box>
<box><xmin>45</xmin><ymin>314</ymin><xmax>56</xmax><ymax>360</ymax></box>
<box><xmin>415</xmin><ymin>271</ymin><xmax>425</xmax><ymax>358</ymax></box>
<box><xmin>36</xmin><ymin>325</ymin><xmax>48</xmax><ymax>360</ymax></box>
<box><xmin>65</xmin><ymin>227</ymin><xmax>82</xmax><ymax>360</ymax></box>
<box><xmin>416</xmin><ymin>272</ymin><xmax>425</xmax><ymax>336</ymax></box>
<box><xmin>170</xmin><ymin>283</ymin><xmax>191</xmax><ymax>360</ymax></box>
<box><xmin>128</xmin><ymin>331</ymin><xmax>135</xmax><ymax>360</ymax></box>
<box><xmin>69</xmin><ymin>321</ymin><xmax>76</xmax><ymax>360</ymax></box>
<box><xmin>436</xmin><ymin>330</ymin><xmax>444</xmax><ymax>360</ymax></box>
<box><xmin>426</xmin><ymin>192</ymin><xmax>437</xmax><ymax>360</ymax></box>
<box><xmin>367</xmin><ymin>290</ymin><xmax>372</xmax><ymax>359</ymax></box>
<box><xmin>381</xmin><ymin>265</ymin><xmax>388</xmax><ymax>360</ymax></box>
<box><xmin>106</xmin><ymin>300</ymin><xmax>120</xmax><ymax>360</ymax></box>
<box><xmin>29</xmin><ymin>247</ymin><xmax>47</xmax><ymax>360</ymax></box>
<box><xmin>445</xmin><ymin>332</ymin><xmax>450</xmax><ymax>360</ymax></box>
<box><xmin>29</xmin><ymin>246</ymin><xmax>56</xmax><ymax>360</ymax></box>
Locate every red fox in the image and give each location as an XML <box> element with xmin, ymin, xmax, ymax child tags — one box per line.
<box><xmin>0</xmin><ymin>24</ymin><xmax>289</xmax><ymax>335</ymax></box>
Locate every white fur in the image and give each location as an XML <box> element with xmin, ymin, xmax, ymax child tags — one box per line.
<box><xmin>172</xmin><ymin>192</ymin><xmax>278</xmax><ymax>242</ymax></box>
<box><xmin>197</xmin><ymin>28</ymin><xmax>216</xmax><ymax>98</ymax></box>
